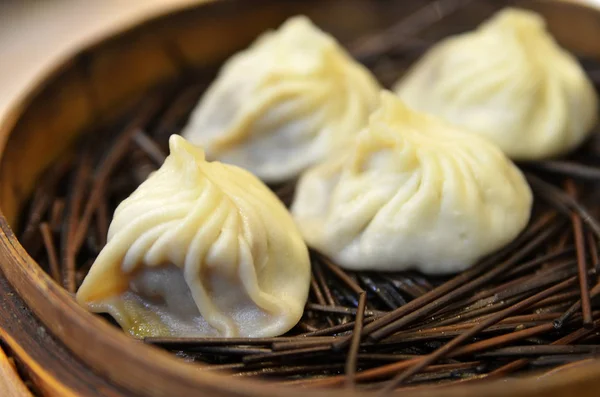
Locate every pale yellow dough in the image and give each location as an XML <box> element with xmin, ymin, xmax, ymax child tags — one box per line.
<box><xmin>292</xmin><ymin>91</ymin><xmax>533</xmax><ymax>274</ymax></box>
<box><xmin>182</xmin><ymin>15</ymin><xmax>380</xmax><ymax>182</ymax></box>
<box><xmin>394</xmin><ymin>8</ymin><xmax>598</xmax><ymax>160</ymax></box>
<box><xmin>77</xmin><ymin>135</ymin><xmax>310</xmax><ymax>338</ymax></box>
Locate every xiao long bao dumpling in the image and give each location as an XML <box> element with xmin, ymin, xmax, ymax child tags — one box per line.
<box><xmin>182</xmin><ymin>16</ymin><xmax>380</xmax><ymax>183</ymax></box>
<box><xmin>76</xmin><ymin>135</ymin><xmax>310</xmax><ymax>338</ymax></box>
<box><xmin>292</xmin><ymin>91</ymin><xmax>533</xmax><ymax>275</ymax></box>
<box><xmin>394</xmin><ymin>8</ymin><xmax>598</xmax><ymax>160</ymax></box>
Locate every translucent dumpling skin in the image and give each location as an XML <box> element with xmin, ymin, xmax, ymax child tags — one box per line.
<box><xmin>291</xmin><ymin>91</ymin><xmax>533</xmax><ymax>275</ymax></box>
<box><xmin>77</xmin><ymin>135</ymin><xmax>310</xmax><ymax>338</ymax></box>
<box><xmin>182</xmin><ymin>16</ymin><xmax>380</xmax><ymax>182</ymax></box>
<box><xmin>394</xmin><ymin>8</ymin><xmax>598</xmax><ymax>160</ymax></box>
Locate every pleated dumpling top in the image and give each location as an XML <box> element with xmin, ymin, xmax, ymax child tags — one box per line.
<box><xmin>77</xmin><ymin>135</ymin><xmax>310</xmax><ymax>338</ymax></box>
<box><xmin>395</xmin><ymin>8</ymin><xmax>598</xmax><ymax>160</ymax></box>
<box><xmin>182</xmin><ymin>16</ymin><xmax>380</xmax><ymax>182</ymax></box>
<box><xmin>292</xmin><ymin>92</ymin><xmax>532</xmax><ymax>274</ymax></box>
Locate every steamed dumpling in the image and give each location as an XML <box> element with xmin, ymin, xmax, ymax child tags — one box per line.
<box><xmin>291</xmin><ymin>91</ymin><xmax>532</xmax><ymax>274</ymax></box>
<box><xmin>182</xmin><ymin>16</ymin><xmax>380</xmax><ymax>183</ymax></box>
<box><xmin>394</xmin><ymin>8</ymin><xmax>598</xmax><ymax>160</ymax></box>
<box><xmin>77</xmin><ymin>135</ymin><xmax>310</xmax><ymax>338</ymax></box>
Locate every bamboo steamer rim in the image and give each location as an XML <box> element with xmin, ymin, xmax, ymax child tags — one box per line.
<box><xmin>0</xmin><ymin>1</ymin><xmax>600</xmax><ymax>396</ymax></box>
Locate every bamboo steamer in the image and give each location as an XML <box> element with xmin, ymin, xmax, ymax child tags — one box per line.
<box><xmin>1</xmin><ymin>1</ymin><xmax>600</xmax><ymax>396</ymax></box>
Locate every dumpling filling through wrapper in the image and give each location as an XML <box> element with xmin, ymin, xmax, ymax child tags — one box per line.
<box><xmin>394</xmin><ymin>8</ymin><xmax>598</xmax><ymax>160</ymax></box>
<box><xmin>182</xmin><ymin>15</ymin><xmax>380</xmax><ymax>183</ymax></box>
<box><xmin>76</xmin><ymin>135</ymin><xmax>310</xmax><ymax>338</ymax></box>
<box><xmin>292</xmin><ymin>91</ymin><xmax>533</xmax><ymax>274</ymax></box>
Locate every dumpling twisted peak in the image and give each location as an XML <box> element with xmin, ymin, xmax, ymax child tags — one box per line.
<box><xmin>182</xmin><ymin>15</ymin><xmax>380</xmax><ymax>182</ymax></box>
<box><xmin>394</xmin><ymin>8</ymin><xmax>598</xmax><ymax>160</ymax></box>
<box><xmin>77</xmin><ymin>135</ymin><xmax>310</xmax><ymax>338</ymax></box>
<box><xmin>292</xmin><ymin>91</ymin><xmax>533</xmax><ymax>274</ymax></box>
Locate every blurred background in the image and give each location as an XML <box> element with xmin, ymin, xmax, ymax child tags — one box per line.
<box><xmin>0</xmin><ymin>0</ymin><xmax>205</xmax><ymax>123</ymax></box>
<box><xmin>0</xmin><ymin>0</ymin><xmax>598</xmax><ymax>123</ymax></box>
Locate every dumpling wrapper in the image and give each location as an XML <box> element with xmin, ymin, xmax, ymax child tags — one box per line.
<box><xmin>394</xmin><ymin>8</ymin><xmax>598</xmax><ymax>160</ymax></box>
<box><xmin>292</xmin><ymin>91</ymin><xmax>533</xmax><ymax>274</ymax></box>
<box><xmin>77</xmin><ymin>135</ymin><xmax>310</xmax><ymax>338</ymax></box>
<box><xmin>182</xmin><ymin>15</ymin><xmax>380</xmax><ymax>183</ymax></box>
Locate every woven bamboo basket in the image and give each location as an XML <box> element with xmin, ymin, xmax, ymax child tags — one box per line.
<box><xmin>1</xmin><ymin>0</ymin><xmax>600</xmax><ymax>396</ymax></box>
